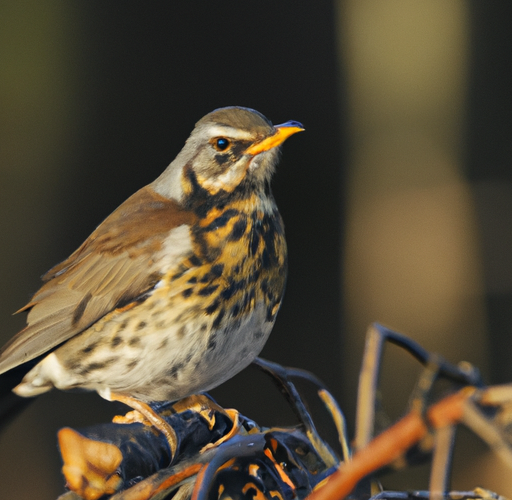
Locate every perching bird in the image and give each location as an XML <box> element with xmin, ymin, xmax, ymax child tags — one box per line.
<box><xmin>0</xmin><ymin>106</ymin><xmax>303</xmax><ymax>443</ymax></box>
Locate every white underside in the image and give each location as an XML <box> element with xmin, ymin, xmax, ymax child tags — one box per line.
<box><xmin>15</xmin><ymin>300</ymin><xmax>274</xmax><ymax>402</ymax></box>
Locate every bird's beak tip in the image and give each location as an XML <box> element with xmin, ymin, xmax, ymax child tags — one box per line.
<box><xmin>277</xmin><ymin>120</ymin><xmax>305</xmax><ymax>132</ymax></box>
<box><xmin>245</xmin><ymin>120</ymin><xmax>304</xmax><ymax>156</ymax></box>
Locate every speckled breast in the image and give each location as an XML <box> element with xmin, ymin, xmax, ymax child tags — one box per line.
<box><xmin>147</xmin><ymin>192</ymin><xmax>288</xmax><ymax>399</ymax></box>
<box><xmin>179</xmin><ymin>193</ymin><xmax>287</xmax><ymax>331</ymax></box>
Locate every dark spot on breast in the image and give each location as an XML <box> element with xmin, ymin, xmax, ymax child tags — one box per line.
<box><xmin>210</xmin><ymin>263</ymin><xmax>224</xmax><ymax>277</ymax></box>
<box><xmin>261</xmin><ymin>227</ymin><xmax>282</xmax><ymax>267</ymax></box>
<box><xmin>151</xmin><ymin>310</ymin><xmax>162</xmax><ymax>319</ymax></box>
<box><xmin>202</xmin><ymin>209</ymin><xmax>239</xmax><ymax>232</ymax></box>
<box><xmin>199</xmin><ymin>284</ymin><xmax>219</xmax><ymax>296</ymax></box>
<box><xmin>196</xmin><ymin>235</ymin><xmax>222</xmax><ymax>262</ymax></box>
<box><xmin>185</xmin><ymin>352</ymin><xmax>193</xmax><ymax>364</ymax></box>
<box><xmin>261</xmin><ymin>249</ymin><xmax>271</xmax><ymax>269</ymax></box>
<box><xmin>67</xmin><ymin>361</ymin><xmax>82</xmax><ymax>372</ymax></box>
<box><xmin>221</xmin><ymin>279</ymin><xmax>244</xmax><ymax>301</ymax></box>
<box><xmin>231</xmin><ymin>303</ymin><xmax>241</xmax><ymax>317</ymax></box>
<box><xmin>188</xmin><ymin>254</ymin><xmax>202</xmax><ymax>267</ymax></box>
<box><xmin>118</xmin><ymin>320</ymin><xmax>129</xmax><ymax>333</ymax></box>
<box><xmin>111</xmin><ymin>336</ymin><xmax>123</xmax><ymax>348</ymax></box>
<box><xmin>212</xmin><ymin>308</ymin><xmax>225</xmax><ymax>329</ymax></box>
<box><xmin>177</xmin><ymin>325</ymin><xmax>187</xmax><ymax>339</ymax></box>
<box><xmin>158</xmin><ymin>338</ymin><xmax>169</xmax><ymax>349</ymax></box>
<box><xmin>241</xmin><ymin>293</ymin><xmax>249</xmax><ymax>310</ymax></box>
<box><xmin>171</xmin><ymin>265</ymin><xmax>188</xmax><ymax>281</ymax></box>
<box><xmin>187</xmin><ymin>276</ymin><xmax>197</xmax><ymax>284</ymax></box>
<box><xmin>266</xmin><ymin>306</ymin><xmax>275</xmax><ymax>321</ymax></box>
<box><xmin>229</xmin><ymin>317</ymin><xmax>242</xmax><ymax>332</ymax></box>
<box><xmin>250</xmin><ymin>266</ymin><xmax>261</xmax><ymax>282</ymax></box>
<box><xmin>167</xmin><ymin>363</ymin><xmax>183</xmax><ymax>378</ymax></box>
<box><xmin>129</xmin><ymin>336</ymin><xmax>141</xmax><ymax>347</ymax></box>
<box><xmin>85</xmin><ymin>360</ymin><xmax>115</xmax><ymax>373</ymax></box>
<box><xmin>250</xmin><ymin>227</ymin><xmax>261</xmax><ymax>255</ymax></box>
<box><xmin>127</xmin><ymin>359</ymin><xmax>138</xmax><ymax>369</ymax></box>
<box><xmin>137</xmin><ymin>321</ymin><xmax>147</xmax><ymax>330</ymax></box>
<box><xmin>81</xmin><ymin>342</ymin><xmax>98</xmax><ymax>355</ymax></box>
<box><xmin>253</xmin><ymin>330</ymin><xmax>264</xmax><ymax>340</ymax></box>
<box><xmin>205</xmin><ymin>300</ymin><xmax>220</xmax><ymax>314</ymax></box>
<box><xmin>228</xmin><ymin>217</ymin><xmax>248</xmax><ymax>241</ymax></box>
<box><xmin>182</xmin><ymin>288</ymin><xmax>194</xmax><ymax>298</ymax></box>
<box><xmin>199</xmin><ymin>263</ymin><xmax>224</xmax><ymax>283</ymax></box>
<box><xmin>72</xmin><ymin>292</ymin><xmax>92</xmax><ymax>326</ymax></box>
<box><xmin>262</xmin><ymin>223</ymin><xmax>277</xmax><ymax>252</ymax></box>
<box><xmin>207</xmin><ymin>334</ymin><xmax>217</xmax><ymax>351</ymax></box>
<box><xmin>241</xmin><ymin>288</ymin><xmax>256</xmax><ymax>311</ymax></box>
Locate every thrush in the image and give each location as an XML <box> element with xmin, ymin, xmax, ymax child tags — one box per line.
<box><xmin>0</xmin><ymin>107</ymin><xmax>303</xmax><ymax>446</ymax></box>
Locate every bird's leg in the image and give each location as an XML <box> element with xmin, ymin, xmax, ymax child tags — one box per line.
<box><xmin>112</xmin><ymin>409</ymin><xmax>151</xmax><ymax>425</ymax></box>
<box><xmin>109</xmin><ymin>392</ymin><xmax>178</xmax><ymax>459</ymax></box>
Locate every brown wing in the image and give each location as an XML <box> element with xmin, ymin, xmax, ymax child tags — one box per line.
<box><xmin>0</xmin><ymin>185</ymin><xmax>195</xmax><ymax>374</ymax></box>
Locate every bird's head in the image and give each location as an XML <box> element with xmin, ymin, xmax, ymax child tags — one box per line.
<box><xmin>152</xmin><ymin>106</ymin><xmax>304</xmax><ymax>203</ymax></box>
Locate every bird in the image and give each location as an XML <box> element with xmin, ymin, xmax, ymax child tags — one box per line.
<box><xmin>0</xmin><ymin>106</ymin><xmax>303</xmax><ymax>450</ymax></box>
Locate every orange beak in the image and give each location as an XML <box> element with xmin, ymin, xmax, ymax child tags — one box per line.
<box><xmin>245</xmin><ymin>120</ymin><xmax>304</xmax><ymax>156</ymax></box>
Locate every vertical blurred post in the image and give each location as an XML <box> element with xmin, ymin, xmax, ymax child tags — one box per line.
<box><xmin>0</xmin><ymin>2</ymin><xmax>79</xmax><ymax>498</ymax></box>
<box><xmin>0</xmin><ymin>1</ymin><xmax>79</xmax><ymax>331</ymax></box>
<box><xmin>335</xmin><ymin>0</ymin><xmax>497</xmax><ymax>490</ymax></box>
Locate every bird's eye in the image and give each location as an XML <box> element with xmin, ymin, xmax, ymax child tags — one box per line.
<box><xmin>213</xmin><ymin>137</ymin><xmax>231</xmax><ymax>152</ymax></box>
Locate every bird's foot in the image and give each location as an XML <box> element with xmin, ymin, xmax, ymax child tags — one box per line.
<box><xmin>109</xmin><ymin>392</ymin><xmax>178</xmax><ymax>459</ymax></box>
<box><xmin>112</xmin><ymin>409</ymin><xmax>151</xmax><ymax>426</ymax></box>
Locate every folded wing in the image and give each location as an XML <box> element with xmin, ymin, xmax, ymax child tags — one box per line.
<box><xmin>0</xmin><ymin>186</ymin><xmax>195</xmax><ymax>374</ymax></box>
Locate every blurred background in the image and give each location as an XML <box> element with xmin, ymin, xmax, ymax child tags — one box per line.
<box><xmin>1</xmin><ymin>1</ymin><xmax>511</xmax><ymax>498</ymax></box>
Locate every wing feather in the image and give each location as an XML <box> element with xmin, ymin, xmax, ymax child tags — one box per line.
<box><xmin>0</xmin><ymin>186</ymin><xmax>195</xmax><ymax>375</ymax></box>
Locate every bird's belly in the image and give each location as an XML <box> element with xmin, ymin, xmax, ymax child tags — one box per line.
<box><xmin>135</xmin><ymin>300</ymin><xmax>274</xmax><ymax>401</ymax></box>
<box><xmin>45</xmin><ymin>296</ymin><xmax>274</xmax><ymax>402</ymax></box>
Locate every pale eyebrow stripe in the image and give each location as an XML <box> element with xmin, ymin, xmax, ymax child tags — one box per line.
<box><xmin>206</xmin><ymin>125</ymin><xmax>254</xmax><ymax>140</ymax></box>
